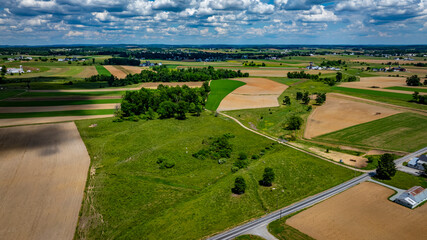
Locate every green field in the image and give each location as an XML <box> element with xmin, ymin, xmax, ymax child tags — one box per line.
<box><xmin>266</xmin><ymin>77</ymin><xmax>303</xmax><ymax>86</ymax></box>
<box><xmin>0</xmin><ymin>109</ymin><xmax>115</xmax><ymax>119</ymax></box>
<box><xmin>205</xmin><ymin>80</ymin><xmax>246</xmax><ymax>110</ymax></box>
<box><xmin>315</xmin><ymin>113</ymin><xmax>427</xmax><ymax>152</ymax></box>
<box><xmin>95</xmin><ymin>65</ymin><xmax>112</xmax><ymax>76</ymax></box>
<box><xmin>0</xmin><ymin>90</ymin><xmax>25</xmax><ymax>100</ymax></box>
<box><xmin>375</xmin><ymin>171</ymin><xmax>427</xmax><ymax>190</ymax></box>
<box><xmin>385</xmin><ymin>86</ymin><xmax>427</xmax><ymax>93</ymax></box>
<box><xmin>19</xmin><ymin>91</ymin><xmax>126</xmax><ymax>98</ymax></box>
<box><xmin>75</xmin><ymin>114</ymin><xmax>355</xmax><ymax>240</ymax></box>
<box><xmin>268</xmin><ymin>211</ymin><xmax>314</xmax><ymax>240</ymax></box>
<box><xmin>0</xmin><ymin>99</ymin><xmax>121</xmax><ymax>107</ymax></box>
<box><xmin>332</xmin><ymin>86</ymin><xmax>427</xmax><ymax>111</ymax></box>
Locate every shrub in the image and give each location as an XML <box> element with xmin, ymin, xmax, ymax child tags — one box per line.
<box><xmin>238</xmin><ymin>152</ymin><xmax>248</xmax><ymax>160</ymax></box>
<box><xmin>251</xmin><ymin>154</ymin><xmax>259</xmax><ymax>160</ymax></box>
<box><xmin>259</xmin><ymin>167</ymin><xmax>275</xmax><ymax>186</ymax></box>
<box><xmin>231</xmin><ymin>166</ymin><xmax>239</xmax><ymax>173</ymax></box>
<box><xmin>234</xmin><ymin>158</ymin><xmax>249</xmax><ymax>169</ymax></box>
<box><xmin>231</xmin><ymin>176</ymin><xmax>246</xmax><ymax>194</ymax></box>
<box><xmin>156</xmin><ymin>157</ymin><xmax>175</xmax><ymax>169</ymax></box>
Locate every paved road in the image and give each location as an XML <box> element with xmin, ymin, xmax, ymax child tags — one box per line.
<box><xmin>208</xmin><ymin>173</ymin><xmax>371</xmax><ymax>240</ymax></box>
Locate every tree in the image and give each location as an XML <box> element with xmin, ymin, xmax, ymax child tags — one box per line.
<box><xmin>157</xmin><ymin>101</ymin><xmax>176</xmax><ymax>119</ymax></box>
<box><xmin>406</xmin><ymin>75</ymin><xmax>421</xmax><ymax>86</ymax></box>
<box><xmin>1</xmin><ymin>65</ymin><xmax>6</xmax><ymax>76</ymax></box>
<box><xmin>259</xmin><ymin>167</ymin><xmax>275</xmax><ymax>186</ymax></box>
<box><xmin>232</xmin><ymin>176</ymin><xmax>246</xmax><ymax>194</ymax></box>
<box><xmin>376</xmin><ymin>153</ymin><xmax>396</xmax><ymax>180</ymax></box>
<box><xmin>336</xmin><ymin>72</ymin><xmax>343</xmax><ymax>82</ymax></box>
<box><xmin>283</xmin><ymin>96</ymin><xmax>291</xmax><ymax>105</ymax></box>
<box><xmin>285</xmin><ymin>116</ymin><xmax>303</xmax><ymax>130</ymax></box>
<box><xmin>424</xmin><ymin>79</ymin><xmax>427</xmax><ymax>85</ymax></box>
<box><xmin>302</xmin><ymin>91</ymin><xmax>310</xmax><ymax>105</ymax></box>
<box><xmin>315</xmin><ymin>93</ymin><xmax>326</xmax><ymax>105</ymax></box>
<box><xmin>296</xmin><ymin>92</ymin><xmax>303</xmax><ymax>100</ymax></box>
<box><xmin>176</xmin><ymin>100</ymin><xmax>188</xmax><ymax>119</ymax></box>
<box><xmin>412</xmin><ymin>91</ymin><xmax>420</xmax><ymax>102</ymax></box>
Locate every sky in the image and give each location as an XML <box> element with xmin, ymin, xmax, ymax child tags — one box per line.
<box><xmin>0</xmin><ymin>0</ymin><xmax>426</xmax><ymax>45</ymax></box>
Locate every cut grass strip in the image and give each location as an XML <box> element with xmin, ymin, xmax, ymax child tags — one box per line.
<box><xmin>0</xmin><ymin>90</ymin><xmax>25</xmax><ymax>100</ymax></box>
<box><xmin>0</xmin><ymin>109</ymin><xmax>115</xmax><ymax>119</ymax></box>
<box><xmin>205</xmin><ymin>79</ymin><xmax>246</xmax><ymax>111</ymax></box>
<box><xmin>95</xmin><ymin>65</ymin><xmax>112</xmax><ymax>76</ymax></box>
<box><xmin>0</xmin><ymin>99</ymin><xmax>121</xmax><ymax>107</ymax></box>
<box><xmin>385</xmin><ymin>86</ymin><xmax>427</xmax><ymax>93</ymax></box>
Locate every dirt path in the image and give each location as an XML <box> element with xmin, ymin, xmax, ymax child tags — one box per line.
<box><xmin>0</xmin><ymin>103</ymin><xmax>118</xmax><ymax>113</ymax></box>
<box><xmin>0</xmin><ymin>115</ymin><xmax>113</xmax><ymax>127</ymax></box>
<box><xmin>0</xmin><ymin>122</ymin><xmax>90</xmax><ymax>240</ymax></box>
<box><xmin>305</xmin><ymin>93</ymin><xmax>401</xmax><ymax>138</ymax></box>
<box><xmin>287</xmin><ymin>182</ymin><xmax>427</xmax><ymax>240</ymax></box>
<box><xmin>218</xmin><ymin>78</ymin><xmax>288</xmax><ymax>111</ymax></box>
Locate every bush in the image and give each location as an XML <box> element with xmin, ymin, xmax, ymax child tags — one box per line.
<box><xmin>234</xmin><ymin>158</ymin><xmax>249</xmax><ymax>169</ymax></box>
<box><xmin>231</xmin><ymin>166</ymin><xmax>240</xmax><ymax>173</ymax></box>
<box><xmin>259</xmin><ymin>167</ymin><xmax>275</xmax><ymax>187</ymax></box>
<box><xmin>284</xmin><ymin>116</ymin><xmax>303</xmax><ymax>130</ymax></box>
<box><xmin>156</xmin><ymin>157</ymin><xmax>175</xmax><ymax>169</ymax></box>
<box><xmin>231</xmin><ymin>176</ymin><xmax>246</xmax><ymax>194</ymax></box>
<box><xmin>238</xmin><ymin>152</ymin><xmax>248</xmax><ymax>160</ymax></box>
<box><xmin>251</xmin><ymin>154</ymin><xmax>260</xmax><ymax>160</ymax></box>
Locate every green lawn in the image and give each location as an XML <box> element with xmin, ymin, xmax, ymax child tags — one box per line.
<box><xmin>0</xmin><ymin>99</ymin><xmax>121</xmax><ymax>107</ymax></box>
<box><xmin>332</xmin><ymin>86</ymin><xmax>427</xmax><ymax>110</ymax></box>
<box><xmin>385</xmin><ymin>86</ymin><xmax>427</xmax><ymax>93</ymax></box>
<box><xmin>95</xmin><ymin>65</ymin><xmax>112</xmax><ymax>76</ymax></box>
<box><xmin>75</xmin><ymin>114</ymin><xmax>355</xmax><ymax>240</ymax></box>
<box><xmin>205</xmin><ymin>79</ymin><xmax>246</xmax><ymax>110</ymax></box>
<box><xmin>375</xmin><ymin>171</ymin><xmax>427</xmax><ymax>190</ymax></box>
<box><xmin>0</xmin><ymin>90</ymin><xmax>25</xmax><ymax>100</ymax></box>
<box><xmin>0</xmin><ymin>109</ymin><xmax>115</xmax><ymax>119</ymax></box>
<box><xmin>315</xmin><ymin>113</ymin><xmax>427</xmax><ymax>152</ymax></box>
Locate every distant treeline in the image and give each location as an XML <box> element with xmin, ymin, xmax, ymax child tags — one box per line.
<box><xmin>104</xmin><ymin>57</ymin><xmax>140</xmax><ymax>66</ymax></box>
<box><xmin>86</xmin><ymin>66</ymin><xmax>249</xmax><ymax>87</ymax></box>
<box><xmin>118</xmin><ymin>82</ymin><xmax>210</xmax><ymax>120</ymax></box>
<box><xmin>287</xmin><ymin>71</ymin><xmax>358</xmax><ymax>86</ymax></box>
<box><xmin>320</xmin><ymin>60</ymin><xmax>346</xmax><ymax>67</ymax></box>
<box><xmin>287</xmin><ymin>71</ymin><xmax>319</xmax><ymax>80</ymax></box>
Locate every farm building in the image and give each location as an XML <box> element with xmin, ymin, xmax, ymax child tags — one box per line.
<box><xmin>408</xmin><ymin>155</ymin><xmax>427</xmax><ymax>170</ymax></box>
<box><xmin>6</xmin><ymin>65</ymin><xmax>24</xmax><ymax>74</ymax></box>
<box><xmin>394</xmin><ymin>186</ymin><xmax>427</xmax><ymax>209</ymax></box>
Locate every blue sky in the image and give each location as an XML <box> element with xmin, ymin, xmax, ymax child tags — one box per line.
<box><xmin>0</xmin><ymin>0</ymin><xmax>426</xmax><ymax>45</ymax></box>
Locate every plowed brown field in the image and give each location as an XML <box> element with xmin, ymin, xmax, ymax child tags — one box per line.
<box><xmin>287</xmin><ymin>182</ymin><xmax>427</xmax><ymax>240</ymax></box>
<box><xmin>103</xmin><ymin>65</ymin><xmax>127</xmax><ymax>79</ymax></box>
<box><xmin>75</xmin><ymin>66</ymin><xmax>98</xmax><ymax>78</ymax></box>
<box><xmin>0</xmin><ymin>122</ymin><xmax>90</xmax><ymax>240</ymax></box>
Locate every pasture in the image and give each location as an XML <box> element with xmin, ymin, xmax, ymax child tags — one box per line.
<box><xmin>75</xmin><ymin>114</ymin><xmax>354</xmax><ymax>240</ymax></box>
<box><xmin>315</xmin><ymin>113</ymin><xmax>427</xmax><ymax>152</ymax></box>
<box><xmin>205</xmin><ymin>79</ymin><xmax>246</xmax><ymax>110</ymax></box>
<box><xmin>95</xmin><ymin>65</ymin><xmax>112</xmax><ymax>76</ymax></box>
<box><xmin>386</xmin><ymin>86</ymin><xmax>427</xmax><ymax>93</ymax></box>
<box><xmin>286</xmin><ymin>182</ymin><xmax>427</xmax><ymax>240</ymax></box>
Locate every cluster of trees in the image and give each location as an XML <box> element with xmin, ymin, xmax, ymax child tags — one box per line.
<box><xmin>242</xmin><ymin>61</ymin><xmax>266</xmax><ymax>67</ymax></box>
<box><xmin>287</xmin><ymin>71</ymin><xmax>320</xmax><ymax>80</ymax></box>
<box><xmin>104</xmin><ymin>58</ymin><xmax>141</xmax><ymax>66</ymax></box>
<box><xmin>376</xmin><ymin>154</ymin><xmax>396</xmax><ymax>180</ymax></box>
<box><xmin>0</xmin><ymin>65</ymin><xmax>6</xmax><ymax>83</ymax></box>
<box><xmin>315</xmin><ymin>93</ymin><xmax>327</xmax><ymax>105</ymax></box>
<box><xmin>192</xmin><ymin>133</ymin><xmax>234</xmax><ymax>160</ymax></box>
<box><xmin>411</xmin><ymin>92</ymin><xmax>426</xmax><ymax>104</ymax></box>
<box><xmin>104</xmin><ymin>66</ymin><xmax>248</xmax><ymax>87</ymax></box>
<box><xmin>85</xmin><ymin>74</ymin><xmax>118</xmax><ymax>84</ymax></box>
<box><xmin>296</xmin><ymin>91</ymin><xmax>310</xmax><ymax>104</ymax></box>
<box><xmin>284</xmin><ymin>116</ymin><xmax>303</xmax><ymax>130</ymax></box>
<box><xmin>232</xmin><ymin>167</ymin><xmax>275</xmax><ymax>195</ymax></box>
<box><xmin>320</xmin><ymin>60</ymin><xmax>346</xmax><ymax>67</ymax></box>
<box><xmin>118</xmin><ymin>82</ymin><xmax>210</xmax><ymax>120</ymax></box>
<box><xmin>406</xmin><ymin>75</ymin><xmax>425</xmax><ymax>86</ymax></box>
<box><xmin>318</xmin><ymin>72</ymin><xmax>358</xmax><ymax>86</ymax></box>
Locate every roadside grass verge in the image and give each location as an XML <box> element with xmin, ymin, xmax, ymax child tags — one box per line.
<box><xmin>95</xmin><ymin>65</ymin><xmax>112</xmax><ymax>76</ymax></box>
<box><xmin>205</xmin><ymin>79</ymin><xmax>246</xmax><ymax>111</ymax></box>
<box><xmin>0</xmin><ymin>99</ymin><xmax>121</xmax><ymax>107</ymax></box>
<box><xmin>268</xmin><ymin>211</ymin><xmax>314</xmax><ymax>240</ymax></box>
<box><xmin>0</xmin><ymin>109</ymin><xmax>115</xmax><ymax>119</ymax></box>
<box><xmin>385</xmin><ymin>86</ymin><xmax>427</xmax><ymax>93</ymax></box>
<box><xmin>75</xmin><ymin>114</ymin><xmax>355</xmax><ymax>240</ymax></box>
<box><xmin>332</xmin><ymin>86</ymin><xmax>427</xmax><ymax>110</ymax></box>
<box><xmin>234</xmin><ymin>235</ymin><xmax>265</xmax><ymax>240</ymax></box>
<box><xmin>0</xmin><ymin>90</ymin><xmax>25</xmax><ymax>100</ymax></box>
<box><xmin>374</xmin><ymin>171</ymin><xmax>427</xmax><ymax>190</ymax></box>
<box><xmin>315</xmin><ymin>113</ymin><xmax>427</xmax><ymax>152</ymax></box>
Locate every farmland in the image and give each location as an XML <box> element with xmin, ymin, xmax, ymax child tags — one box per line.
<box><xmin>315</xmin><ymin>113</ymin><xmax>427</xmax><ymax>152</ymax></box>
<box><xmin>75</xmin><ymin>114</ymin><xmax>355</xmax><ymax>240</ymax></box>
<box><xmin>95</xmin><ymin>65</ymin><xmax>112</xmax><ymax>76</ymax></box>
<box><xmin>205</xmin><ymin>79</ymin><xmax>246</xmax><ymax>111</ymax></box>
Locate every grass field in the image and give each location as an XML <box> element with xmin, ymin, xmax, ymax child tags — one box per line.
<box><xmin>205</xmin><ymin>80</ymin><xmax>246</xmax><ymax>110</ymax></box>
<box><xmin>0</xmin><ymin>99</ymin><xmax>121</xmax><ymax>107</ymax></box>
<box><xmin>19</xmin><ymin>91</ymin><xmax>125</xmax><ymax>98</ymax></box>
<box><xmin>75</xmin><ymin>114</ymin><xmax>355</xmax><ymax>240</ymax></box>
<box><xmin>315</xmin><ymin>113</ymin><xmax>427</xmax><ymax>152</ymax></box>
<box><xmin>0</xmin><ymin>90</ymin><xmax>25</xmax><ymax>100</ymax></box>
<box><xmin>95</xmin><ymin>65</ymin><xmax>112</xmax><ymax>76</ymax></box>
<box><xmin>0</xmin><ymin>109</ymin><xmax>115</xmax><ymax>119</ymax></box>
<box><xmin>268</xmin><ymin>211</ymin><xmax>314</xmax><ymax>240</ymax></box>
<box><xmin>266</xmin><ymin>77</ymin><xmax>303</xmax><ymax>86</ymax></box>
<box><xmin>234</xmin><ymin>235</ymin><xmax>265</xmax><ymax>240</ymax></box>
<box><xmin>332</xmin><ymin>86</ymin><xmax>427</xmax><ymax>110</ymax></box>
<box><xmin>385</xmin><ymin>86</ymin><xmax>427</xmax><ymax>93</ymax></box>
<box><xmin>375</xmin><ymin>171</ymin><xmax>427</xmax><ymax>190</ymax></box>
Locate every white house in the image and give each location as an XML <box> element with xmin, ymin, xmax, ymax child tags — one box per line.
<box><xmin>7</xmin><ymin>65</ymin><xmax>24</xmax><ymax>74</ymax></box>
<box><xmin>395</xmin><ymin>186</ymin><xmax>427</xmax><ymax>209</ymax></box>
<box><xmin>408</xmin><ymin>155</ymin><xmax>427</xmax><ymax>170</ymax></box>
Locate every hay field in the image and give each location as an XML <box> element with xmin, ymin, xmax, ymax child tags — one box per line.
<box><xmin>217</xmin><ymin>78</ymin><xmax>288</xmax><ymax>111</ymax></box>
<box><xmin>287</xmin><ymin>182</ymin><xmax>427</xmax><ymax>240</ymax></box>
<box><xmin>103</xmin><ymin>65</ymin><xmax>127</xmax><ymax>79</ymax></box>
<box><xmin>0</xmin><ymin>103</ymin><xmax>118</xmax><ymax>113</ymax></box>
<box><xmin>0</xmin><ymin>122</ymin><xmax>90</xmax><ymax>240</ymax></box>
<box><xmin>340</xmin><ymin>77</ymin><xmax>407</xmax><ymax>88</ymax></box>
<box><xmin>0</xmin><ymin>115</ymin><xmax>113</xmax><ymax>127</ymax></box>
<box><xmin>305</xmin><ymin>93</ymin><xmax>401</xmax><ymax>138</ymax></box>
<box><xmin>120</xmin><ymin>65</ymin><xmax>145</xmax><ymax>74</ymax></box>
<box><xmin>75</xmin><ymin>66</ymin><xmax>98</xmax><ymax>78</ymax></box>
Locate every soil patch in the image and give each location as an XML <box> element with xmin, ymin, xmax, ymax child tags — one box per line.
<box><xmin>305</xmin><ymin>93</ymin><xmax>401</xmax><ymax>138</ymax></box>
<box><xmin>218</xmin><ymin>78</ymin><xmax>288</xmax><ymax>111</ymax></box>
<box><xmin>0</xmin><ymin>115</ymin><xmax>113</xmax><ymax>127</ymax></box>
<box><xmin>120</xmin><ymin>65</ymin><xmax>146</xmax><ymax>75</ymax></box>
<box><xmin>287</xmin><ymin>182</ymin><xmax>427</xmax><ymax>240</ymax></box>
<box><xmin>340</xmin><ymin>77</ymin><xmax>427</xmax><ymax>95</ymax></box>
<box><xmin>0</xmin><ymin>103</ymin><xmax>118</xmax><ymax>113</ymax></box>
<box><xmin>104</xmin><ymin>65</ymin><xmax>127</xmax><ymax>79</ymax></box>
<box><xmin>0</xmin><ymin>122</ymin><xmax>90</xmax><ymax>240</ymax></box>
<box><xmin>75</xmin><ymin>66</ymin><xmax>98</xmax><ymax>78</ymax></box>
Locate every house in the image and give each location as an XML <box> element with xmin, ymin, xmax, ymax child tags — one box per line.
<box><xmin>6</xmin><ymin>65</ymin><xmax>24</xmax><ymax>74</ymax></box>
<box><xmin>408</xmin><ymin>155</ymin><xmax>427</xmax><ymax>170</ymax></box>
<box><xmin>395</xmin><ymin>186</ymin><xmax>427</xmax><ymax>208</ymax></box>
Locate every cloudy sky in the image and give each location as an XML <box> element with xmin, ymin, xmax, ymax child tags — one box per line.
<box><xmin>1</xmin><ymin>0</ymin><xmax>426</xmax><ymax>45</ymax></box>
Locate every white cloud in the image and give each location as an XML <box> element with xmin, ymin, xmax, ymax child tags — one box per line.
<box><xmin>300</xmin><ymin>5</ymin><xmax>339</xmax><ymax>22</ymax></box>
<box><xmin>65</xmin><ymin>30</ymin><xmax>84</xmax><ymax>37</ymax></box>
<box><xmin>214</xmin><ymin>26</ymin><xmax>228</xmax><ymax>34</ymax></box>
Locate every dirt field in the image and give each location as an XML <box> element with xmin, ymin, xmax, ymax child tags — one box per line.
<box><xmin>7</xmin><ymin>96</ymin><xmax>122</xmax><ymax>101</ymax></box>
<box><xmin>350</xmin><ymin>59</ymin><xmax>427</xmax><ymax>64</ymax></box>
<box><xmin>339</xmin><ymin>77</ymin><xmax>427</xmax><ymax>95</ymax></box>
<box><xmin>140</xmin><ymin>81</ymin><xmax>204</xmax><ymax>89</ymax></box>
<box><xmin>305</xmin><ymin>93</ymin><xmax>401</xmax><ymax>138</ymax></box>
<box><xmin>240</xmin><ymin>69</ymin><xmax>331</xmax><ymax>77</ymax></box>
<box><xmin>120</xmin><ymin>65</ymin><xmax>145</xmax><ymax>74</ymax></box>
<box><xmin>218</xmin><ymin>78</ymin><xmax>288</xmax><ymax>111</ymax></box>
<box><xmin>0</xmin><ymin>103</ymin><xmax>118</xmax><ymax>113</ymax></box>
<box><xmin>0</xmin><ymin>115</ymin><xmax>113</xmax><ymax>127</ymax></box>
<box><xmin>0</xmin><ymin>122</ymin><xmax>90</xmax><ymax>240</ymax></box>
<box><xmin>75</xmin><ymin>66</ymin><xmax>98</xmax><ymax>78</ymax></box>
<box><xmin>103</xmin><ymin>65</ymin><xmax>127</xmax><ymax>79</ymax></box>
<box><xmin>309</xmin><ymin>147</ymin><xmax>368</xmax><ymax>168</ymax></box>
<box><xmin>287</xmin><ymin>182</ymin><xmax>427</xmax><ymax>240</ymax></box>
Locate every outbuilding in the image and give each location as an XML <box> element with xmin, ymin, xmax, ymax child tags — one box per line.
<box><xmin>395</xmin><ymin>186</ymin><xmax>427</xmax><ymax>209</ymax></box>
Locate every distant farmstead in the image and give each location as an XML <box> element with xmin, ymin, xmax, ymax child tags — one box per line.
<box><xmin>408</xmin><ymin>155</ymin><xmax>427</xmax><ymax>170</ymax></box>
<box><xmin>394</xmin><ymin>186</ymin><xmax>427</xmax><ymax>209</ymax></box>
